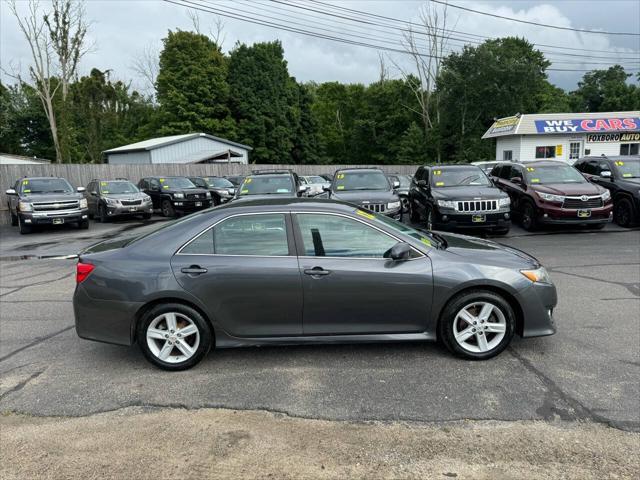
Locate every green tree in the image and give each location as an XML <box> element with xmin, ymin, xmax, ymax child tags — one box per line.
<box><xmin>570</xmin><ymin>65</ymin><xmax>638</xmax><ymax>112</ymax></box>
<box><xmin>396</xmin><ymin>122</ymin><xmax>428</xmax><ymax>164</ymax></box>
<box><xmin>156</xmin><ymin>30</ymin><xmax>235</xmax><ymax>137</ymax></box>
<box><xmin>437</xmin><ymin>37</ymin><xmax>551</xmax><ymax>162</ymax></box>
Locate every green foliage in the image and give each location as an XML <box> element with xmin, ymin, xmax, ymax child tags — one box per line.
<box><xmin>570</xmin><ymin>65</ymin><xmax>638</xmax><ymax>112</ymax></box>
<box><xmin>156</xmin><ymin>30</ymin><xmax>235</xmax><ymax>138</ymax></box>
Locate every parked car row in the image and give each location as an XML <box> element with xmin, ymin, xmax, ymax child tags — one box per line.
<box><xmin>6</xmin><ymin>156</ymin><xmax>638</xmax><ymax>234</ymax></box>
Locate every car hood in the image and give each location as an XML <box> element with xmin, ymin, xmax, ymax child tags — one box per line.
<box><xmin>437</xmin><ymin>231</ymin><xmax>540</xmax><ymax>269</ymax></box>
<box><xmin>529</xmin><ymin>183</ymin><xmax>604</xmax><ymax>196</ymax></box>
<box><xmin>105</xmin><ymin>193</ymin><xmax>147</xmax><ymax>199</ymax></box>
<box><xmin>20</xmin><ymin>192</ymin><xmax>83</xmax><ymax>202</ymax></box>
<box><xmin>330</xmin><ymin>190</ymin><xmax>398</xmax><ymax>203</ymax></box>
<box><xmin>432</xmin><ymin>185</ymin><xmax>507</xmax><ymax>200</ymax></box>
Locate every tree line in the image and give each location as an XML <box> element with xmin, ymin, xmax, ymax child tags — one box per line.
<box><xmin>2</xmin><ymin>17</ymin><xmax>639</xmax><ymax>165</ymax></box>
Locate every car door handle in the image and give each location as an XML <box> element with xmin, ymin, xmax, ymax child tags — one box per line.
<box><xmin>304</xmin><ymin>267</ymin><xmax>331</xmax><ymax>276</ymax></box>
<box><xmin>181</xmin><ymin>266</ymin><xmax>208</xmax><ymax>275</ymax></box>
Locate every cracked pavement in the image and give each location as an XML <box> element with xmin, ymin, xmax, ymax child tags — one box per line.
<box><xmin>0</xmin><ymin>220</ymin><xmax>638</xmax><ymax>434</ymax></box>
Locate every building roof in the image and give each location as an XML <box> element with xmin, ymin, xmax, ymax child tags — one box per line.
<box><xmin>103</xmin><ymin>133</ymin><xmax>252</xmax><ymax>154</ymax></box>
<box><xmin>0</xmin><ymin>153</ymin><xmax>52</xmax><ymax>165</ymax></box>
<box><xmin>482</xmin><ymin>111</ymin><xmax>640</xmax><ymax>139</ymax></box>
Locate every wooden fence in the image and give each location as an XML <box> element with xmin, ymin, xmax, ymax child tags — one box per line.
<box><xmin>0</xmin><ymin>163</ymin><xmax>420</xmax><ymax>224</ymax></box>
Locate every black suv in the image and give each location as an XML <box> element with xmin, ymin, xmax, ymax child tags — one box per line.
<box><xmin>573</xmin><ymin>155</ymin><xmax>640</xmax><ymax>227</ymax></box>
<box><xmin>408</xmin><ymin>164</ymin><xmax>510</xmax><ymax>233</ymax></box>
<box><xmin>324</xmin><ymin>168</ymin><xmax>402</xmax><ymax>219</ymax></box>
<box><xmin>233</xmin><ymin>170</ymin><xmax>307</xmax><ymax>201</ymax></box>
<box><xmin>188</xmin><ymin>176</ymin><xmax>236</xmax><ymax>205</ymax></box>
<box><xmin>6</xmin><ymin>176</ymin><xmax>89</xmax><ymax>234</ymax></box>
<box><xmin>85</xmin><ymin>179</ymin><xmax>153</xmax><ymax>222</ymax></box>
<box><xmin>137</xmin><ymin>176</ymin><xmax>212</xmax><ymax>217</ymax></box>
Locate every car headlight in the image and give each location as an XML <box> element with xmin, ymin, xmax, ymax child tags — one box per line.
<box><xmin>387</xmin><ymin>201</ymin><xmax>401</xmax><ymax>210</ymax></box>
<box><xmin>498</xmin><ymin>197</ymin><xmax>510</xmax><ymax>207</ymax></box>
<box><xmin>601</xmin><ymin>190</ymin><xmax>611</xmax><ymax>202</ymax></box>
<box><xmin>205</xmin><ymin>192</ymin><xmax>211</xmax><ymax>198</ymax></box>
<box><xmin>105</xmin><ymin>198</ymin><xmax>118</xmax><ymax>206</ymax></box>
<box><xmin>79</xmin><ymin>198</ymin><xmax>88</xmax><ymax>209</ymax></box>
<box><xmin>227</xmin><ymin>188</ymin><xmax>235</xmax><ymax>195</ymax></box>
<box><xmin>537</xmin><ymin>192</ymin><xmax>565</xmax><ymax>203</ymax></box>
<box><xmin>142</xmin><ymin>194</ymin><xmax>151</xmax><ymax>202</ymax></box>
<box><xmin>173</xmin><ymin>193</ymin><xmax>184</xmax><ymax>199</ymax></box>
<box><xmin>436</xmin><ymin>199</ymin><xmax>456</xmax><ymax>209</ymax></box>
<box><xmin>18</xmin><ymin>201</ymin><xmax>32</xmax><ymax>212</ymax></box>
<box><xmin>520</xmin><ymin>267</ymin><xmax>552</xmax><ymax>284</ymax></box>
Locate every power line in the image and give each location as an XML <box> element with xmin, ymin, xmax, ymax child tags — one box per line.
<box><xmin>163</xmin><ymin>0</ymin><xmax>638</xmax><ymax>73</ymax></box>
<box><xmin>431</xmin><ymin>0</ymin><xmax>640</xmax><ymax>37</ymax></box>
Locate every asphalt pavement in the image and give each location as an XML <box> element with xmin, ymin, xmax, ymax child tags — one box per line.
<box><xmin>0</xmin><ymin>217</ymin><xmax>638</xmax><ymax>433</ymax></box>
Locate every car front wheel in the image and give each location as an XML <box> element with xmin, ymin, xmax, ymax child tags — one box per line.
<box><xmin>161</xmin><ymin>199</ymin><xmax>175</xmax><ymax>217</ymax></box>
<box><xmin>521</xmin><ymin>202</ymin><xmax>537</xmax><ymax>231</ymax></box>
<box><xmin>137</xmin><ymin>303</ymin><xmax>212</xmax><ymax>371</ymax></box>
<box><xmin>614</xmin><ymin>197</ymin><xmax>634</xmax><ymax>227</ymax></box>
<box><xmin>440</xmin><ymin>290</ymin><xmax>515</xmax><ymax>360</ymax></box>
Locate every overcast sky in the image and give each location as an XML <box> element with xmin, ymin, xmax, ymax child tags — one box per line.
<box><xmin>2</xmin><ymin>0</ymin><xmax>639</xmax><ymax>95</ymax></box>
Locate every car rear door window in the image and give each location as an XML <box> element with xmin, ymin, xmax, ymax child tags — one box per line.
<box><xmin>296</xmin><ymin>214</ymin><xmax>397</xmax><ymax>258</ymax></box>
<box><xmin>214</xmin><ymin>214</ymin><xmax>289</xmax><ymax>256</ymax></box>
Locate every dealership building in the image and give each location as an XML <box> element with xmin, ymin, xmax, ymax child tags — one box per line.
<box><xmin>482</xmin><ymin>111</ymin><xmax>640</xmax><ymax>163</ymax></box>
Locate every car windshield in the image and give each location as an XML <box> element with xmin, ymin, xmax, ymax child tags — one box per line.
<box><xmin>99</xmin><ymin>181</ymin><xmax>138</xmax><ymax>194</ymax></box>
<box><xmin>20</xmin><ymin>178</ymin><xmax>73</xmax><ymax>194</ymax></box>
<box><xmin>389</xmin><ymin>175</ymin><xmax>411</xmax><ymax>187</ymax></box>
<box><xmin>524</xmin><ymin>165</ymin><xmax>586</xmax><ymax>185</ymax></box>
<box><xmin>431</xmin><ymin>168</ymin><xmax>490</xmax><ymax>187</ymax></box>
<box><xmin>333</xmin><ymin>171</ymin><xmax>390</xmax><ymax>191</ymax></box>
<box><xmin>612</xmin><ymin>159</ymin><xmax>640</xmax><ymax>178</ymax></box>
<box><xmin>160</xmin><ymin>177</ymin><xmax>197</xmax><ymax>189</ymax></box>
<box><xmin>238</xmin><ymin>175</ymin><xmax>294</xmax><ymax>195</ymax></box>
<box><xmin>204</xmin><ymin>177</ymin><xmax>234</xmax><ymax>188</ymax></box>
<box><xmin>306</xmin><ymin>176</ymin><xmax>327</xmax><ymax>184</ymax></box>
<box><xmin>359</xmin><ymin>208</ymin><xmax>441</xmax><ymax>248</ymax></box>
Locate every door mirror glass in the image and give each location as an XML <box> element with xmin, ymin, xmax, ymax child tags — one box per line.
<box><xmin>600</xmin><ymin>170</ymin><xmax>612</xmax><ymax>178</ymax></box>
<box><xmin>417</xmin><ymin>180</ymin><xmax>427</xmax><ymax>187</ymax></box>
<box><xmin>392</xmin><ymin>180</ymin><xmax>400</xmax><ymax>189</ymax></box>
<box><xmin>90</xmin><ymin>191</ymin><xmax>98</xmax><ymax>196</ymax></box>
<box><xmin>384</xmin><ymin>242</ymin><xmax>412</xmax><ymax>261</ymax></box>
<box><xmin>298</xmin><ymin>185</ymin><xmax>309</xmax><ymax>193</ymax></box>
<box><xmin>510</xmin><ymin>177</ymin><xmax>523</xmax><ymax>185</ymax></box>
<box><xmin>5</xmin><ymin>188</ymin><xmax>16</xmax><ymax>195</ymax></box>
<box><xmin>77</xmin><ymin>186</ymin><xmax>86</xmax><ymax>192</ymax></box>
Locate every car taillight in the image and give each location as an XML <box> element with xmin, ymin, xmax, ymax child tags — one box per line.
<box><xmin>76</xmin><ymin>262</ymin><xmax>94</xmax><ymax>284</ymax></box>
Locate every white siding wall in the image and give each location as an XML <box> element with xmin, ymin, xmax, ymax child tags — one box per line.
<box><xmin>495</xmin><ymin>136</ymin><xmax>522</xmax><ymax>161</ymax></box>
<box><xmin>583</xmin><ymin>138</ymin><xmax>627</xmax><ymax>157</ymax></box>
<box><xmin>149</xmin><ymin>136</ymin><xmax>249</xmax><ymax>164</ymax></box>
<box><xmin>107</xmin><ymin>151</ymin><xmax>151</xmax><ymax>164</ymax></box>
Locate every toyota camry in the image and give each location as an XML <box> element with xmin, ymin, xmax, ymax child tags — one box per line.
<box><xmin>74</xmin><ymin>198</ymin><xmax>557</xmax><ymax>370</ymax></box>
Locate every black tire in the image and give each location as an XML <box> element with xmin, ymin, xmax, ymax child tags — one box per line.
<box><xmin>78</xmin><ymin>219</ymin><xmax>89</xmax><ymax>230</ymax></box>
<box><xmin>400</xmin><ymin>195</ymin><xmax>409</xmax><ymax>214</ymax></box>
<box><xmin>137</xmin><ymin>303</ymin><xmax>212</xmax><ymax>371</ymax></box>
<box><xmin>10</xmin><ymin>211</ymin><xmax>18</xmax><ymax>226</ymax></box>
<box><xmin>161</xmin><ymin>199</ymin><xmax>176</xmax><ymax>217</ymax></box>
<box><xmin>212</xmin><ymin>194</ymin><xmax>221</xmax><ymax>207</ymax></box>
<box><xmin>439</xmin><ymin>290</ymin><xmax>516</xmax><ymax>361</ymax></box>
<box><xmin>613</xmin><ymin>197</ymin><xmax>634</xmax><ymax>228</ymax></box>
<box><xmin>97</xmin><ymin>204</ymin><xmax>107</xmax><ymax>223</ymax></box>
<box><xmin>18</xmin><ymin>215</ymin><xmax>32</xmax><ymax>234</ymax></box>
<box><xmin>520</xmin><ymin>202</ymin><xmax>537</xmax><ymax>231</ymax></box>
<box><xmin>409</xmin><ymin>198</ymin><xmax>420</xmax><ymax>223</ymax></box>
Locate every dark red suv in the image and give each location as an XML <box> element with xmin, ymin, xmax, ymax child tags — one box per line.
<box><xmin>489</xmin><ymin>161</ymin><xmax>612</xmax><ymax>230</ymax></box>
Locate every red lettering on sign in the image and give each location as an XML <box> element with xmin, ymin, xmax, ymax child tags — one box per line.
<box><xmin>609</xmin><ymin>119</ymin><xmax>623</xmax><ymax>130</ymax></box>
<box><xmin>622</xmin><ymin>118</ymin><xmax>637</xmax><ymax>129</ymax></box>
<box><xmin>581</xmin><ymin>119</ymin><xmax>595</xmax><ymax>131</ymax></box>
<box><xmin>594</xmin><ymin>119</ymin><xmax>610</xmax><ymax>130</ymax></box>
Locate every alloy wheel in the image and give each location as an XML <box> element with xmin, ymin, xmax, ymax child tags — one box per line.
<box><xmin>614</xmin><ymin>200</ymin><xmax>631</xmax><ymax>227</ymax></box>
<box><xmin>146</xmin><ymin>312</ymin><xmax>200</xmax><ymax>364</ymax></box>
<box><xmin>452</xmin><ymin>301</ymin><xmax>507</xmax><ymax>353</ymax></box>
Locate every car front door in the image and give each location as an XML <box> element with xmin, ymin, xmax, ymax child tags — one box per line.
<box><xmin>171</xmin><ymin>212</ymin><xmax>303</xmax><ymax>337</ymax></box>
<box><xmin>293</xmin><ymin>212</ymin><xmax>433</xmax><ymax>335</ymax></box>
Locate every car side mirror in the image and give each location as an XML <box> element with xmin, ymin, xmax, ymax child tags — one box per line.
<box><xmin>322</xmin><ymin>185</ymin><xmax>331</xmax><ymax>192</ymax></box>
<box><xmin>77</xmin><ymin>186</ymin><xmax>86</xmax><ymax>193</ymax></box>
<box><xmin>510</xmin><ymin>177</ymin><xmax>523</xmax><ymax>185</ymax></box>
<box><xmin>298</xmin><ymin>185</ymin><xmax>309</xmax><ymax>194</ymax></box>
<box><xmin>384</xmin><ymin>242</ymin><xmax>412</xmax><ymax>262</ymax></box>
<box><xmin>392</xmin><ymin>180</ymin><xmax>400</xmax><ymax>189</ymax></box>
<box><xmin>90</xmin><ymin>191</ymin><xmax>98</xmax><ymax>196</ymax></box>
<box><xmin>5</xmin><ymin>188</ymin><xmax>16</xmax><ymax>195</ymax></box>
<box><xmin>417</xmin><ymin>180</ymin><xmax>427</xmax><ymax>187</ymax></box>
<box><xmin>600</xmin><ymin>170</ymin><xmax>612</xmax><ymax>178</ymax></box>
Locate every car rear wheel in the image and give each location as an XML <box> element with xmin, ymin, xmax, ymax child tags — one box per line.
<box><xmin>521</xmin><ymin>202</ymin><xmax>537</xmax><ymax>231</ymax></box>
<box><xmin>614</xmin><ymin>197</ymin><xmax>634</xmax><ymax>227</ymax></box>
<box><xmin>409</xmin><ymin>199</ymin><xmax>420</xmax><ymax>223</ymax></box>
<box><xmin>161</xmin><ymin>199</ymin><xmax>175</xmax><ymax>217</ymax></box>
<box><xmin>137</xmin><ymin>303</ymin><xmax>212</xmax><ymax>371</ymax></box>
<box><xmin>440</xmin><ymin>290</ymin><xmax>515</xmax><ymax>360</ymax></box>
<box><xmin>10</xmin><ymin>211</ymin><xmax>18</xmax><ymax>226</ymax></box>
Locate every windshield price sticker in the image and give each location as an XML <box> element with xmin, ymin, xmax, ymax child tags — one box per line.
<box><xmin>623</xmin><ymin>173</ymin><xmax>632</xmax><ymax>177</ymax></box>
<box><xmin>337</xmin><ymin>185</ymin><xmax>345</xmax><ymax>190</ymax></box>
<box><xmin>356</xmin><ymin>209</ymin><xmax>374</xmax><ymax>220</ymax></box>
<box><xmin>159</xmin><ymin>178</ymin><xmax>164</xmax><ymax>183</ymax></box>
<box><xmin>336</xmin><ymin>173</ymin><xmax>345</xmax><ymax>179</ymax></box>
<box><xmin>615</xmin><ymin>161</ymin><xmax>625</xmax><ymax>166</ymax></box>
<box><xmin>531</xmin><ymin>178</ymin><xmax>540</xmax><ymax>183</ymax></box>
<box><xmin>241</xmin><ymin>189</ymin><xmax>249</xmax><ymax>194</ymax></box>
<box><xmin>22</xmin><ymin>180</ymin><xmax>29</xmax><ymax>185</ymax></box>
<box><xmin>435</xmin><ymin>181</ymin><xmax>444</xmax><ymax>186</ymax></box>
<box><xmin>526</xmin><ymin>167</ymin><xmax>535</xmax><ymax>172</ymax></box>
<box><xmin>23</xmin><ymin>189</ymin><xmax>31</xmax><ymax>193</ymax></box>
<box><xmin>101</xmin><ymin>182</ymin><xmax>108</xmax><ymax>186</ymax></box>
<box><xmin>163</xmin><ymin>185</ymin><xmax>169</xmax><ymax>189</ymax></box>
<box><xmin>245</xmin><ymin>178</ymin><xmax>252</xmax><ymax>183</ymax></box>
<box><xmin>433</xmin><ymin>170</ymin><xmax>442</xmax><ymax>176</ymax></box>
<box><xmin>420</xmin><ymin>237</ymin><xmax>432</xmax><ymax>246</ymax></box>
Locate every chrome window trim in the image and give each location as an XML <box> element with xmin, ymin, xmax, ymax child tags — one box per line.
<box><xmin>175</xmin><ymin>211</ymin><xmax>291</xmax><ymax>257</ymax></box>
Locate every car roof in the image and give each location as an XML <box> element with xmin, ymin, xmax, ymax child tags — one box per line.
<box><xmin>579</xmin><ymin>155</ymin><xmax>640</xmax><ymax>161</ymax></box>
<box><xmin>335</xmin><ymin>167</ymin><xmax>384</xmax><ymax>173</ymax></box>
<box><xmin>21</xmin><ymin>176</ymin><xmax>68</xmax><ymax>180</ymax></box>
<box><xmin>425</xmin><ymin>164</ymin><xmax>482</xmax><ymax>169</ymax></box>
<box><xmin>145</xmin><ymin>176</ymin><xmax>187</xmax><ymax>179</ymax></box>
<box><xmin>511</xmin><ymin>160</ymin><xmax>568</xmax><ymax>167</ymax></box>
<box><xmin>204</xmin><ymin>197</ymin><xmax>360</xmax><ymax>213</ymax></box>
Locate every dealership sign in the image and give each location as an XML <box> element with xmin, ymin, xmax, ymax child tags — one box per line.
<box><xmin>488</xmin><ymin>116</ymin><xmax>520</xmax><ymax>135</ymax></box>
<box><xmin>587</xmin><ymin>132</ymin><xmax>640</xmax><ymax>143</ymax></box>
<box><xmin>535</xmin><ymin>117</ymin><xmax>640</xmax><ymax>134</ymax></box>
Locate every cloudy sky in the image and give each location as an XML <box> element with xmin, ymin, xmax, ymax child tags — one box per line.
<box><xmin>2</xmin><ymin>0</ymin><xmax>639</xmax><ymax>94</ymax></box>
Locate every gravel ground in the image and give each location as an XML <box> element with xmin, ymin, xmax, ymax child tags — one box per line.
<box><xmin>1</xmin><ymin>407</ymin><xmax>639</xmax><ymax>480</ymax></box>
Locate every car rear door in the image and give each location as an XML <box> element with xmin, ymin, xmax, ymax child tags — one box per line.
<box><xmin>171</xmin><ymin>212</ymin><xmax>303</xmax><ymax>337</ymax></box>
<box><xmin>292</xmin><ymin>212</ymin><xmax>433</xmax><ymax>335</ymax></box>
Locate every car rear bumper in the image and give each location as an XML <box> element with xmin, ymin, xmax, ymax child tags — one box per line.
<box><xmin>434</xmin><ymin>211</ymin><xmax>511</xmax><ymax>230</ymax></box>
<box><xmin>20</xmin><ymin>208</ymin><xmax>89</xmax><ymax>225</ymax></box>
<box><xmin>516</xmin><ymin>281</ymin><xmax>558</xmax><ymax>338</ymax></box>
<box><xmin>74</xmin><ymin>284</ymin><xmax>141</xmax><ymax>346</ymax></box>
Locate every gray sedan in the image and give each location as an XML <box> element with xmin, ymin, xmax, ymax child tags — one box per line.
<box><xmin>74</xmin><ymin>198</ymin><xmax>557</xmax><ymax>370</ymax></box>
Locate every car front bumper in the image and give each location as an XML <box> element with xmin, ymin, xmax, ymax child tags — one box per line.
<box><xmin>516</xmin><ymin>281</ymin><xmax>558</xmax><ymax>338</ymax></box>
<box><xmin>20</xmin><ymin>208</ymin><xmax>89</xmax><ymax>225</ymax></box>
<box><xmin>536</xmin><ymin>203</ymin><xmax>613</xmax><ymax>225</ymax></box>
<box><xmin>105</xmin><ymin>203</ymin><xmax>153</xmax><ymax>216</ymax></box>
<box><xmin>172</xmin><ymin>200</ymin><xmax>213</xmax><ymax>211</ymax></box>
<box><xmin>433</xmin><ymin>210</ymin><xmax>511</xmax><ymax>230</ymax></box>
